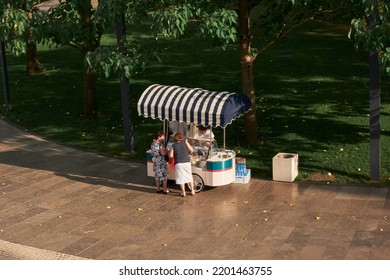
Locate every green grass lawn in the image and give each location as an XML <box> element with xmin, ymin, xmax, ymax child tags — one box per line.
<box><xmin>1</xmin><ymin>20</ymin><xmax>389</xmax><ymax>185</ymax></box>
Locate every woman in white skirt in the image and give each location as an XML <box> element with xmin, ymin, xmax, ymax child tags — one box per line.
<box><xmin>169</xmin><ymin>132</ymin><xmax>195</xmax><ymax>196</ymax></box>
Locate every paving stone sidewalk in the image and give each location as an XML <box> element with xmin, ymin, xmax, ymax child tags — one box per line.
<box><xmin>1</xmin><ymin>117</ymin><xmax>390</xmax><ymax>260</ymax></box>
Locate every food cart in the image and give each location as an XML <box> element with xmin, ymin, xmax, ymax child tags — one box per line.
<box><xmin>137</xmin><ymin>84</ymin><xmax>251</xmax><ymax>192</ymax></box>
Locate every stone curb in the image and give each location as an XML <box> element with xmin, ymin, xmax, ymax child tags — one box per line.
<box><xmin>0</xmin><ymin>240</ymin><xmax>88</xmax><ymax>260</ymax></box>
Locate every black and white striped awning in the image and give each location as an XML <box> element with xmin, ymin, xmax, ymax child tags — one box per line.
<box><xmin>137</xmin><ymin>84</ymin><xmax>251</xmax><ymax>128</ymax></box>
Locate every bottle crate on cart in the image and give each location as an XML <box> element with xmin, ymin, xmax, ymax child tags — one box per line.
<box><xmin>234</xmin><ymin>169</ymin><xmax>251</xmax><ymax>184</ymax></box>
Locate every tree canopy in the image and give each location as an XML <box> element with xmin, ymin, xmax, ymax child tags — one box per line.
<box><xmin>0</xmin><ymin>1</ymin><xmax>47</xmax><ymax>56</ymax></box>
<box><xmin>0</xmin><ymin>0</ymin><xmax>240</xmax><ymax>121</ymax></box>
<box><xmin>350</xmin><ymin>0</ymin><xmax>390</xmax><ymax>74</ymax></box>
<box><xmin>1</xmin><ymin>0</ymin><xmax>368</xmax><ymax>147</ymax></box>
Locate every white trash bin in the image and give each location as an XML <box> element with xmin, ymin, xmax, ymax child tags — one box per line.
<box><xmin>272</xmin><ymin>153</ymin><xmax>298</xmax><ymax>182</ymax></box>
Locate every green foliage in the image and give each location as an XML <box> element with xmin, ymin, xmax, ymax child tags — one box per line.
<box><xmin>151</xmin><ymin>1</ymin><xmax>237</xmax><ymax>49</ymax></box>
<box><xmin>350</xmin><ymin>0</ymin><xmax>390</xmax><ymax>75</ymax></box>
<box><xmin>152</xmin><ymin>3</ymin><xmax>193</xmax><ymax>38</ymax></box>
<box><xmin>86</xmin><ymin>41</ymin><xmax>148</xmax><ymax>78</ymax></box>
<box><xmin>35</xmin><ymin>0</ymin><xmax>238</xmax><ymax>78</ymax></box>
<box><xmin>199</xmin><ymin>9</ymin><xmax>237</xmax><ymax>48</ymax></box>
<box><xmin>0</xmin><ymin>1</ymin><xmax>55</xmax><ymax>54</ymax></box>
<box><xmin>123</xmin><ymin>0</ymin><xmax>150</xmax><ymax>24</ymax></box>
<box><xmin>0</xmin><ymin>8</ymin><xmax>28</xmax><ymax>56</ymax></box>
<box><xmin>44</xmin><ymin>2</ymin><xmax>88</xmax><ymax>48</ymax></box>
<box><xmin>249</xmin><ymin>0</ymin><xmax>360</xmax><ymax>52</ymax></box>
<box><xmin>0</xmin><ymin>0</ymin><xmax>363</xmax><ymax>78</ymax></box>
<box><xmin>0</xmin><ymin>1</ymin><xmax>42</xmax><ymax>56</ymax></box>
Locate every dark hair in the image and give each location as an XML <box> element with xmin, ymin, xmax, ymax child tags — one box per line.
<box><xmin>173</xmin><ymin>132</ymin><xmax>184</xmax><ymax>142</ymax></box>
<box><xmin>155</xmin><ymin>130</ymin><xmax>164</xmax><ymax>140</ymax></box>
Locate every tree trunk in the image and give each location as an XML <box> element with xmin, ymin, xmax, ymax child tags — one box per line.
<box><xmin>240</xmin><ymin>54</ymin><xmax>259</xmax><ymax>146</ymax></box>
<box><xmin>78</xmin><ymin>1</ymin><xmax>98</xmax><ymax>119</ymax></box>
<box><xmin>25</xmin><ymin>8</ymin><xmax>40</xmax><ymax>75</ymax></box>
<box><xmin>83</xmin><ymin>62</ymin><xmax>97</xmax><ymax>119</ymax></box>
<box><xmin>239</xmin><ymin>0</ymin><xmax>259</xmax><ymax>147</ymax></box>
<box><xmin>26</xmin><ymin>41</ymin><xmax>41</xmax><ymax>74</ymax></box>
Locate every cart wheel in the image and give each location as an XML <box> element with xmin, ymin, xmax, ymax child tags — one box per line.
<box><xmin>192</xmin><ymin>173</ymin><xmax>204</xmax><ymax>193</ymax></box>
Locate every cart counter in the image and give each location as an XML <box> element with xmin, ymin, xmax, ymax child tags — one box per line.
<box><xmin>202</xmin><ymin>150</ymin><xmax>236</xmax><ymax>186</ymax></box>
<box><xmin>146</xmin><ymin>149</ymin><xmax>236</xmax><ymax>187</ymax></box>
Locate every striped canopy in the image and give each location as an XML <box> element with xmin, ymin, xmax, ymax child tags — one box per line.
<box><xmin>137</xmin><ymin>84</ymin><xmax>251</xmax><ymax>128</ymax></box>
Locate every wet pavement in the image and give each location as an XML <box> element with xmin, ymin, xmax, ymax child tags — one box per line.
<box><xmin>0</xmin><ymin>117</ymin><xmax>390</xmax><ymax>260</ymax></box>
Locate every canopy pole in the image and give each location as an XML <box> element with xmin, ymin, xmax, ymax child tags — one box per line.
<box><xmin>163</xmin><ymin>120</ymin><xmax>169</xmax><ymax>148</ymax></box>
<box><xmin>223</xmin><ymin>128</ymin><xmax>226</xmax><ymax>151</ymax></box>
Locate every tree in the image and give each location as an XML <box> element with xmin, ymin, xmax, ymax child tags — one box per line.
<box><xmin>350</xmin><ymin>0</ymin><xmax>390</xmax><ymax>180</ymax></box>
<box><xmin>237</xmin><ymin>0</ymin><xmax>358</xmax><ymax>145</ymax></box>
<box><xmin>150</xmin><ymin>0</ymin><xmax>358</xmax><ymax>146</ymax></box>
<box><xmin>150</xmin><ymin>0</ymin><xmax>237</xmax><ymax>48</ymax></box>
<box><xmin>1</xmin><ymin>0</ymin><xmax>361</xmax><ymax>148</ymax></box>
<box><xmin>2</xmin><ymin>0</ymin><xmax>239</xmax><ymax>149</ymax></box>
<box><xmin>350</xmin><ymin>1</ymin><xmax>390</xmax><ymax>67</ymax></box>
<box><xmin>44</xmin><ymin>0</ymin><xmax>235</xmax><ymax>119</ymax></box>
<box><xmin>0</xmin><ymin>0</ymin><xmax>45</xmax><ymax>74</ymax></box>
<box><xmin>43</xmin><ymin>0</ymin><xmax>102</xmax><ymax>119</ymax></box>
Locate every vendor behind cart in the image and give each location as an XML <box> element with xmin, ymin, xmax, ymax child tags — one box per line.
<box><xmin>197</xmin><ymin>125</ymin><xmax>214</xmax><ymax>147</ymax></box>
<box><xmin>169</xmin><ymin>121</ymin><xmax>188</xmax><ymax>138</ymax></box>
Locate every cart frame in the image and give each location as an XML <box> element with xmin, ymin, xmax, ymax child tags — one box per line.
<box><xmin>138</xmin><ymin>84</ymin><xmax>251</xmax><ymax>191</ymax></box>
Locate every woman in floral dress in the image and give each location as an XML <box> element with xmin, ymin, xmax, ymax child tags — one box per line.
<box><xmin>151</xmin><ymin>130</ymin><xmax>169</xmax><ymax>194</ymax></box>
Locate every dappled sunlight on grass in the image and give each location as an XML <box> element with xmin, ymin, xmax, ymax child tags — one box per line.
<box><xmin>275</xmin><ymin>75</ymin><xmax>344</xmax><ymax>83</ymax></box>
<box><xmin>0</xmin><ymin>20</ymin><xmax>389</xmax><ymax>184</ymax></box>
